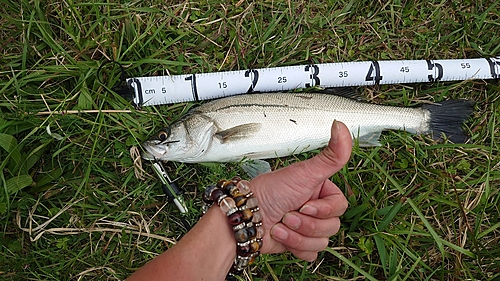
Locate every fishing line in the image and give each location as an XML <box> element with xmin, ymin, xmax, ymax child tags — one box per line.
<box><xmin>97</xmin><ymin>60</ymin><xmax>133</xmax><ymax>100</ymax></box>
<box><xmin>119</xmin><ymin>57</ymin><xmax>500</xmax><ymax>107</ymax></box>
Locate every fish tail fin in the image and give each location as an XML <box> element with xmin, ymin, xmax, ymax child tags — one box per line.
<box><xmin>422</xmin><ymin>100</ymin><xmax>475</xmax><ymax>143</ymax></box>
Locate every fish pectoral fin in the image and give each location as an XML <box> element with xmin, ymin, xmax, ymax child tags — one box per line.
<box><xmin>241</xmin><ymin>159</ymin><xmax>272</xmax><ymax>179</ymax></box>
<box><xmin>356</xmin><ymin>131</ymin><xmax>382</xmax><ymax>147</ymax></box>
<box><xmin>214</xmin><ymin>123</ymin><xmax>262</xmax><ymax>143</ymax></box>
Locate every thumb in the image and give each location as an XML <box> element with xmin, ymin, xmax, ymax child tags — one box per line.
<box><xmin>282</xmin><ymin>120</ymin><xmax>352</xmax><ymax>188</ymax></box>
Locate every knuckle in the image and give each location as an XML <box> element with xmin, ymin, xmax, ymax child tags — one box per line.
<box><xmin>320</xmin><ymin>147</ymin><xmax>343</xmax><ymax>167</ymax></box>
<box><xmin>319</xmin><ymin>203</ymin><xmax>335</xmax><ymax>217</ymax></box>
<box><xmin>293</xmin><ymin>234</ymin><xmax>308</xmax><ymax>250</ymax></box>
<box><xmin>302</xmin><ymin>218</ymin><xmax>318</xmax><ymax>235</ymax></box>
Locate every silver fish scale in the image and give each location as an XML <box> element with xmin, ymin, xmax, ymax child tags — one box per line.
<box><xmin>184</xmin><ymin>93</ymin><xmax>428</xmax><ymax>162</ymax></box>
<box><xmin>196</xmin><ymin>93</ymin><xmax>428</xmax><ymax>135</ymax></box>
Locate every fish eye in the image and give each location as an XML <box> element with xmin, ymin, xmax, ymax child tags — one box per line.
<box><xmin>158</xmin><ymin>131</ymin><xmax>168</xmax><ymax>141</ymax></box>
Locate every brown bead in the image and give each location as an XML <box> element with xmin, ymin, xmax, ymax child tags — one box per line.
<box><xmin>237</xmin><ymin>244</ymin><xmax>251</xmax><ymax>256</ymax></box>
<box><xmin>224</xmin><ymin>183</ymin><xmax>238</xmax><ymax>195</ymax></box>
<box><xmin>248</xmin><ymin>254</ymin><xmax>257</xmax><ymax>265</ymax></box>
<box><xmin>235</xmin><ymin>228</ymin><xmax>249</xmax><ymax>243</ymax></box>
<box><xmin>233</xmin><ymin>195</ymin><xmax>247</xmax><ymax>207</ymax></box>
<box><xmin>250</xmin><ymin>240</ymin><xmax>260</xmax><ymax>252</ymax></box>
<box><xmin>216</xmin><ymin>180</ymin><xmax>227</xmax><ymax>188</ymax></box>
<box><xmin>257</xmin><ymin>239</ymin><xmax>263</xmax><ymax>249</ymax></box>
<box><xmin>231</xmin><ymin>191</ymin><xmax>245</xmax><ymax>198</ymax></box>
<box><xmin>247</xmin><ymin>225</ymin><xmax>257</xmax><ymax>239</ymax></box>
<box><xmin>228</xmin><ymin>212</ymin><xmax>243</xmax><ymax>226</ymax></box>
<box><xmin>211</xmin><ymin>189</ymin><xmax>225</xmax><ymax>202</ymax></box>
<box><xmin>241</xmin><ymin>209</ymin><xmax>253</xmax><ymax>222</ymax></box>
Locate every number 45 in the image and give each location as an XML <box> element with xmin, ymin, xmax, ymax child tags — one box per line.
<box><xmin>400</xmin><ymin>66</ymin><xmax>409</xmax><ymax>73</ymax></box>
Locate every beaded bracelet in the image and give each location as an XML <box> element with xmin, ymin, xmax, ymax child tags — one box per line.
<box><xmin>202</xmin><ymin>177</ymin><xmax>264</xmax><ymax>276</ymax></box>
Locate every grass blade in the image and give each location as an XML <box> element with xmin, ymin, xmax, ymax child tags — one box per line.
<box><xmin>325</xmin><ymin>247</ymin><xmax>378</xmax><ymax>281</ymax></box>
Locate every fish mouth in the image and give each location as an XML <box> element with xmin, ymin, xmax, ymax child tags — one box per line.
<box><xmin>141</xmin><ymin>149</ymin><xmax>156</xmax><ymax>160</ymax></box>
<box><xmin>141</xmin><ymin>139</ymin><xmax>182</xmax><ymax>161</ymax></box>
<box><xmin>141</xmin><ymin>140</ymin><xmax>164</xmax><ymax>160</ymax></box>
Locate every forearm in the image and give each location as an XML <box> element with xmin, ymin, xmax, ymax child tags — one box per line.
<box><xmin>127</xmin><ymin>206</ymin><xmax>236</xmax><ymax>281</ymax></box>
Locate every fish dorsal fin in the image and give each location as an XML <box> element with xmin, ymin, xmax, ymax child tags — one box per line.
<box><xmin>214</xmin><ymin>123</ymin><xmax>262</xmax><ymax>143</ymax></box>
<box><xmin>320</xmin><ymin>87</ymin><xmax>364</xmax><ymax>101</ymax></box>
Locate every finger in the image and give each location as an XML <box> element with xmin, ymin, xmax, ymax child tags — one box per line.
<box><xmin>288</xmin><ymin>249</ymin><xmax>319</xmax><ymax>262</ymax></box>
<box><xmin>274</xmin><ymin>121</ymin><xmax>352</xmax><ymax>189</ymax></box>
<box><xmin>299</xmin><ymin>184</ymin><xmax>349</xmax><ymax>219</ymax></box>
<box><xmin>270</xmin><ymin>223</ymin><xmax>329</xmax><ymax>252</ymax></box>
<box><xmin>282</xmin><ymin>212</ymin><xmax>341</xmax><ymax>238</ymax></box>
<box><xmin>319</xmin><ymin>178</ymin><xmax>345</xmax><ymax>198</ymax></box>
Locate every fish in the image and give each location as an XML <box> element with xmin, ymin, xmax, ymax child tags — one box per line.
<box><xmin>141</xmin><ymin>92</ymin><xmax>474</xmax><ymax>163</ymax></box>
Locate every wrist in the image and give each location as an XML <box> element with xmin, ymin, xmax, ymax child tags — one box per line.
<box><xmin>203</xmin><ymin>177</ymin><xmax>264</xmax><ymax>276</ymax></box>
<box><xmin>247</xmin><ymin>180</ymin><xmax>277</xmax><ymax>255</ymax></box>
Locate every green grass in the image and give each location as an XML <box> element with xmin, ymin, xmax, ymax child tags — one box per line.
<box><xmin>1</xmin><ymin>0</ymin><xmax>499</xmax><ymax>280</ymax></box>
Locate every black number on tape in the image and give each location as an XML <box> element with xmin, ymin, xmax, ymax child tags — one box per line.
<box><xmin>461</xmin><ymin>62</ymin><xmax>471</xmax><ymax>69</ymax></box>
<box><xmin>365</xmin><ymin>61</ymin><xmax>383</xmax><ymax>84</ymax></box>
<box><xmin>245</xmin><ymin>69</ymin><xmax>259</xmax><ymax>93</ymax></box>
<box><xmin>305</xmin><ymin>65</ymin><xmax>320</xmax><ymax>87</ymax></box>
<box><xmin>486</xmin><ymin>58</ymin><xmax>500</xmax><ymax>79</ymax></box>
<box><xmin>426</xmin><ymin>60</ymin><xmax>443</xmax><ymax>82</ymax></box>
<box><xmin>185</xmin><ymin>74</ymin><xmax>199</xmax><ymax>101</ymax></box>
<box><xmin>339</xmin><ymin>71</ymin><xmax>348</xmax><ymax>78</ymax></box>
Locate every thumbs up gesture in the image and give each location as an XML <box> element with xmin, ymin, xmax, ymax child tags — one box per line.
<box><xmin>251</xmin><ymin>120</ymin><xmax>352</xmax><ymax>261</ymax></box>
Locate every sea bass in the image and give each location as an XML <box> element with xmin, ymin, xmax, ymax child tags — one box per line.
<box><xmin>141</xmin><ymin>93</ymin><xmax>474</xmax><ymax>162</ymax></box>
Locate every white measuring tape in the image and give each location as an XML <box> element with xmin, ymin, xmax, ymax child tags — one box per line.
<box><xmin>126</xmin><ymin>57</ymin><xmax>500</xmax><ymax>106</ymax></box>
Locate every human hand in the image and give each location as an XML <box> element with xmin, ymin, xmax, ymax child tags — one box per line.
<box><xmin>250</xmin><ymin>120</ymin><xmax>352</xmax><ymax>261</ymax></box>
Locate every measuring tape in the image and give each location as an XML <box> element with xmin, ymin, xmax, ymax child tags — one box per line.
<box><xmin>126</xmin><ymin>57</ymin><xmax>500</xmax><ymax>106</ymax></box>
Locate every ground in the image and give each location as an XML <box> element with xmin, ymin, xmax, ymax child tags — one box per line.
<box><xmin>1</xmin><ymin>1</ymin><xmax>499</xmax><ymax>280</ymax></box>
